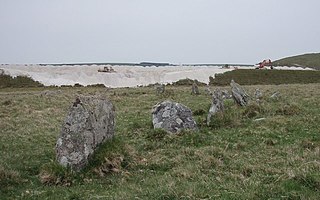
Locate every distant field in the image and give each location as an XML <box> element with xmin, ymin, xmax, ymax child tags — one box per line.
<box><xmin>210</xmin><ymin>69</ymin><xmax>320</xmax><ymax>86</ymax></box>
<box><xmin>273</xmin><ymin>53</ymin><xmax>320</xmax><ymax>70</ymax></box>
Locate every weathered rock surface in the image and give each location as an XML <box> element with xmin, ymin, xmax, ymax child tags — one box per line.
<box><xmin>191</xmin><ymin>82</ymin><xmax>200</xmax><ymax>95</ymax></box>
<box><xmin>254</xmin><ymin>88</ymin><xmax>263</xmax><ymax>100</ymax></box>
<box><xmin>270</xmin><ymin>91</ymin><xmax>280</xmax><ymax>100</ymax></box>
<box><xmin>221</xmin><ymin>89</ymin><xmax>232</xmax><ymax>99</ymax></box>
<box><xmin>205</xmin><ymin>85</ymin><xmax>213</xmax><ymax>95</ymax></box>
<box><xmin>152</xmin><ymin>100</ymin><xmax>197</xmax><ymax>133</ymax></box>
<box><xmin>230</xmin><ymin>80</ymin><xmax>249</xmax><ymax>106</ymax></box>
<box><xmin>155</xmin><ymin>84</ymin><xmax>165</xmax><ymax>94</ymax></box>
<box><xmin>207</xmin><ymin>89</ymin><xmax>225</xmax><ymax>125</ymax></box>
<box><xmin>56</xmin><ymin>96</ymin><xmax>115</xmax><ymax>171</ymax></box>
<box><xmin>40</xmin><ymin>90</ymin><xmax>62</xmax><ymax>97</ymax></box>
<box><xmin>254</xmin><ymin>88</ymin><xmax>263</xmax><ymax>103</ymax></box>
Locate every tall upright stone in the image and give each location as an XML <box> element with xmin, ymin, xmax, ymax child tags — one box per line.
<box><xmin>230</xmin><ymin>80</ymin><xmax>249</xmax><ymax>106</ymax></box>
<box><xmin>191</xmin><ymin>82</ymin><xmax>200</xmax><ymax>95</ymax></box>
<box><xmin>207</xmin><ymin>89</ymin><xmax>225</xmax><ymax>125</ymax></box>
<box><xmin>254</xmin><ymin>88</ymin><xmax>263</xmax><ymax>103</ymax></box>
<box><xmin>56</xmin><ymin>96</ymin><xmax>115</xmax><ymax>171</ymax></box>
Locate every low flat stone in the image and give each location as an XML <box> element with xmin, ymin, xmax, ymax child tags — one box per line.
<box><xmin>152</xmin><ymin>100</ymin><xmax>197</xmax><ymax>133</ymax></box>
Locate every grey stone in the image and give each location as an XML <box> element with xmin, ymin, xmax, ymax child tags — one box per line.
<box><xmin>56</xmin><ymin>96</ymin><xmax>115</xmax><ymax>171</ymax></box>
<box><xmin>40</xmin><ymin>90</ymin><xmax>62</xmax><ymax>97</ymax></box>
<box><xmin>191</xmin><ymin>82</ymin><xmax>200</xmax><ymax>95</ymax></box>
<box><xmin>270</xmin><ymin>91</ymin><xmax>280</xmax><ymax>100</ymax></box>
<box><xmin>155</xmin><ymin>84</ymin><xmax>165</xmax><ymax>94</ymax></box>
<box><xmin>221</xmin><ymin>89</ymin><xmax>232</xmax><ymax>99</ymax></box>
<box><xmin>205</xmin><ymin>85</ymin><xmax>213</xmax><ymax>95</ymax></box>
<box><xmin>254</xmin><ymin>88</ymin><xmax>263</xmax><ymax>100</ymax></box>
<box><xmin>230</xmin><ymin>80</ymin><xmax>249</xmax><ymax>106</ymax></box>
<box><xmin>254</xmin><ymin>88</ymin><xmax>263</xmax><ymax>103</ymax></box>
<box><xmin>152</xmin><ymin>100</ymin><xmax>197</xmax><ymax>133</ymax></box>
<box><xmin>0</xmin><ymin>69</ymin><xmax>4</xmax><ymax>75</ymax></box>
<box><xmin>207</xmin><ymin>89</ymin><xmax>225</xmax><ymax>125</ymax></box>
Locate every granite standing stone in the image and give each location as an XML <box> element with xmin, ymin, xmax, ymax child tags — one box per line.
<box><xmin>191</xmin><ymin>82</ymin><xmax>200</xmax><ymax>95</ymax></box>
<box><xmin>207</xmin><ymin>89</ymin><xmax>225</xmax><ymax>125</ymax></box>
<box><xmin>56</xmin><ymin>96</ymin><xmax>115</xmax><ymax>171</ymax></box>
<box><xmin>230</xmin><ymin>80</ymin><xmax>249</xmax><ymax>106</ymax></box>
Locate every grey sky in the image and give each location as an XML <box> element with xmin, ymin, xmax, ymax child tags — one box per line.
<box><xmin>0</xmin><ymin>0</ymin><xmax>319</xmax><ymax>64</ymax></box>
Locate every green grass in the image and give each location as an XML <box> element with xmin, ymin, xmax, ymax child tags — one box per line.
<box><xmin>273</xmin><ymin>53</ymin><xmax>320</xmax><ymax>70</ymax></box>
<box><xmin>0</xmin><ymin>83</ymin><xmax>319</xmax><ymax>199</ymax></box>
<box><xmin>210</xmin><ymin>69</ymin><xmax>320</xmax><ymax>85</ymax></box>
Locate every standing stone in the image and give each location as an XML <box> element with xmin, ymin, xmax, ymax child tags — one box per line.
<box><xmin>155</xmin><ymin>84</ymin><xmax>165</xmax><ymax>94</ymax></box>
<box><xmin>205</xmin><ymin>85</ymin><xmax>213</xmax><ymax>95</ymax></box>
<box><xmin>230</xmin><ymin>80</ymin><xmax>249</xmax><ymax>106</ymax></box>
<box><xmin>56</xmin><ymin>96</ymin><xmax>115</xmax><ymax>171</ymax></box>
<box><xmin>207</xmin><ymin>89</ymin><xmax>225</xmax><ymax>125</ymax></box>
<box><xmin>254</xmin><ymin>88</ymin><xmax>263</xmax><ymax>99</ymax></box>
<box><xmin>152</xmin><ymin>100</ymin><xmax>197</xmax><ymax>133</ymax></box>
<box><xmin>191</xmin><ymin>82</ymin><xmax>200</xmax><ymax>95</ymax></box>
<box><xmin>254</xmin><ymin>88</ymin><xmax>263</xmax><ymax>103</ymax></box>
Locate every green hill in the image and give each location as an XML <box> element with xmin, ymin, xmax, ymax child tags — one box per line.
<box><xmin>209</xmin><ymin>69</ymin><xmax>320</xmax><ymax>86</ymax></box>
<box><xmin>273</xmin><ymin>53</ymin><xmax>320</xmax><ymax>70</ymax></box>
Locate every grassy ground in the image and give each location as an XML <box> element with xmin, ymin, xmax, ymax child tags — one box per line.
<box><xmin>273</xmin><ymin>53</ymin><xmax>320</xmax><ymax>70</ymax></box>
<box><xmin>210</xmin><ymin>69</ymin><xmax>320</xmax><ymax>86</ymax></box>
<box><xmin>0</xmin><ymin>84</ymin><xmax>319</xmax><ymax>199</ymax></box>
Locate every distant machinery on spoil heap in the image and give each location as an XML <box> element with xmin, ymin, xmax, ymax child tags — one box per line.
<box><xmin>255</xmin><ymin>59</ymin><xmax>273</xmax><ymax>69</ymax></box>
<box><xmin>98</xmin><ymin>66</ymin><xmax>116</xmax><ymax>73</ymax></box>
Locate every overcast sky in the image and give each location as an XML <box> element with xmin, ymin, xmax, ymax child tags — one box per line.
<box><xmin>0</xmin><ymin>0</ymin><xmax>319</xmax><ymax>64</ymax></box>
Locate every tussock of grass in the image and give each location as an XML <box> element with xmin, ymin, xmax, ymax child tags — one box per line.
<box><xmin>39</xmin><ymin>162</ymin><xmax>74</xmax><ymax>186</ymax></box>
<box><xmin>0</xmin><ymin>165</ymin><xmax>20</xmax><ymax>189</ymax></box>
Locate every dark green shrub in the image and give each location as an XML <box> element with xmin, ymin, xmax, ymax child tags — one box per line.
<box><xmin>0</xmin><ymin>74</ymin><xmax>43</xmax><ymax>88</ymax></box>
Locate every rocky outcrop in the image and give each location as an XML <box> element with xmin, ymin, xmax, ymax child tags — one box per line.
<box><xmin>56</xmin><ymin>96</ymin><xmax>115</xmax><ymax>171</ymax></box>
<box><xmin>152</xmin><ymin>100</ymin><xmax>197</xmax><ymax>133</ymax></box>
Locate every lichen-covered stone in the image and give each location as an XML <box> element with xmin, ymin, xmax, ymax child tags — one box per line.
<box><xmin>207</xmin><ymin>89</ymin><xmax>225</xmax><ymax>125</ymax></box>
<box><xmin>155</xmin><ymin>84</ymin><xmax>165</xmax><ymax>94</ymax></box>
<box><xmin>56</xmin><ymin>96</ymin><xmax>115</xmax><ymax>171</ymax></box>
<box><xmin>152</xmin><ymin>100</ymin><xmax>197</xmax><ymax>133</ymax></box>
<box><xmin>191</xmin><ymin>82</ymin><xmax>200</xmax><ymax>95</ymax></box>
<box><xmin>254</xmin><ymin>88</ymin><xmax>263</xmax><ymax>100</ymax></box>
<box><xmin>230</xmin><ymin>80</ymin><xmax>249</xmax><ymax>106</ymax></box>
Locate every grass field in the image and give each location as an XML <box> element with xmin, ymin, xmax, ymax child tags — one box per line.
<box><xmin>210</xmin><ymin>69</ymin><xmax>320</xmax><ymax>86</ymax></box>
<box><xmin>273</xmin><ymin>53</ymin><xmax>320</xmax><ymax>70</ymax></box>
<box><xmin>1</xmin><ymin>82</ymin><xmax>319</xmax><ymax>199</ymax></box>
